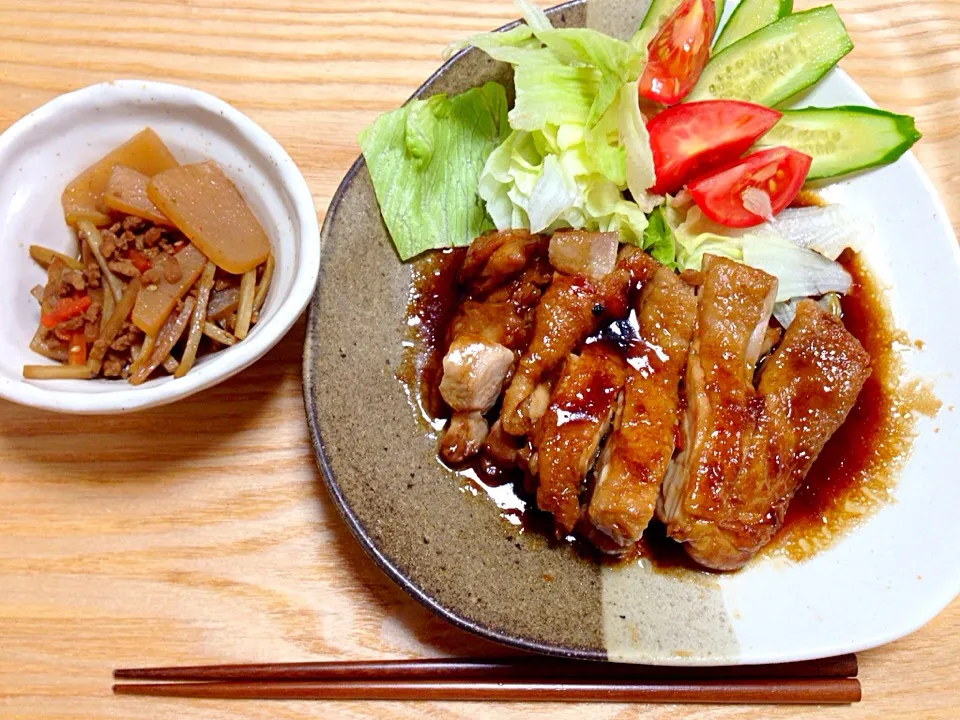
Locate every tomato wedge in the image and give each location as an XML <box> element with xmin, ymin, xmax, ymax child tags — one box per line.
<box><xmin>687</xmin><ymin>147</ymin><xmax>813</xmax><ymax>228</ymax></box>
<box><xmin>639</xmin><ymin>0</ymin><xmax>716</xmax><ymax>106</ymax></box>
<box><xmin>647</xmin><ymin>101</ymin><xmax>782</xmax><ymax>195</ymax></box>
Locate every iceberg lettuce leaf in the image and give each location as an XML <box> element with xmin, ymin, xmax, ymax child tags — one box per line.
<box><xmin>359</xmin><ymin>82</ymin><xmax>510</xmax><ymax>260</ymax></box>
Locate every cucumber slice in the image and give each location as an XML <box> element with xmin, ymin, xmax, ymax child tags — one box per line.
<box><xmin>686</xmin><ymin>5</ymin><xmax>853</xmax><ymax>106</ymax></box>
<box><xmin>640</xmin><ymin>0</ymin><xmax>680</xmax><ymax>31</ymax></box>
<box><xmin>714</xmin><ymin>0</ymin><xmax>793</xmax><ymax>53</ymax></box>
<box><xmin>638</xmin><ymin>0</ymin><xmax>726</xmax><ymax>35</ymax></box>
<box><xmin>757</xmin><ymin>106</ymin><xmax>922</xmax><ymax>179</ymax></box>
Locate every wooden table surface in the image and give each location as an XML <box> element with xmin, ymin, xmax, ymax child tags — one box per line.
<box><xmin>0</xmin><ymin>0</ymin><xmax>958</xmax><ymax>717</ymax></box>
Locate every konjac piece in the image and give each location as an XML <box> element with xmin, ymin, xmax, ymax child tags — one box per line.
<box><xmin>147</xmin><ymin>161</ymin><xmax>271</xmax><ymax>274</ymax></box>
<box><xmin>534</xmin><ymin>343</ymin><xmax>627</xmax><ymax>535</ymax></box>
<box><xmin>131</xmin><ymin>243</ymin><xmax>208</xmax><ymax>336</ymax></box>
<box><xmin>103</xmin><ymin>165</ymin><xmax>172</xmax><ymax>226</ymax></box>
<box><xmin>588</xmin><ymin>267</ymin><xmax>697</xmax><ymax>548</ymax></box>
<box><xmin>62</xmin><ymin>128</ymin><xmax>179</xmax><ymax>227</ymax></box>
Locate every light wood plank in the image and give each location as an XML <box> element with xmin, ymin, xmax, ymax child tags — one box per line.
<box><xmin>0</xmin><ymin>1</ymin><xmax>958</xmax><ymax>717</ymax></box>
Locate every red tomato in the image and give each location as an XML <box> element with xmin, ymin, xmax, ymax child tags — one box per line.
<box><xmin>687</xmin><ymin>147</ymin><xmax>813</xmax><ymax>228</ymax></box>
<box><xmin>647</xmin><ymin>101</ymin><xmax>782</xmax><ymax>195</ymax></box>
<box><xmin>639</xmin><ymin>0</ymin><xmax>716</xmax><ymax>106</ymax></box>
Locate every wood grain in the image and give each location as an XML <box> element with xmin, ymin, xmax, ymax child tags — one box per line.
<box><xmin>0</xmin><ymin>0</ymin><xmax>957</xmax><ymax>718</ymax></box>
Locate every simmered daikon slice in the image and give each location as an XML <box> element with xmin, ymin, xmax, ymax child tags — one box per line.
<box><xmin>147</xmin><ymin>161</ymin><xmax>271</xmax><ymax>274</ymax></box>
<box><xmin>103</xmin><ymin>165</ymin><xmax>172</xmax><ymax>226</ymax></box>
<box><xmin>131</xmin><ymin>244</ymin><xmax>207</xmax><ymax>336</ymax></box>
<box><xmin>62</xmin><ymin>128</ymin><xmax>179</xmax><ymax>227</ymax></box>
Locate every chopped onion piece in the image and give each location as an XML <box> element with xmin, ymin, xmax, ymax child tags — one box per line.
<box><xmin>767</xmin><ymin>204</ymin><xmax>868</xmax><ymax>260</ymax></box>
<box><xmin>742</xmin><ymin>187</ymin><xmax>774</xmax><ymax>222</ymax></box>
<box><xmin>742</xmin><ymin>234</ymin><xmax>852</xmax><ymax>303</ymax></box>
<box><xmin>548</xmin><ymin>230</ymin><xmax>619</xmax><ymax>280</ymax></box>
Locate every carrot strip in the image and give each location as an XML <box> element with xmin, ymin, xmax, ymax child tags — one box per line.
<box><xmin>40</xmin><ymin>296</ymin><xmax>91</xmax><ymax>329</ymax></box>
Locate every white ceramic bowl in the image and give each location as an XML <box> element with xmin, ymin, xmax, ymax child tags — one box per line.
<box><xmin>0</xmin><ymin>80</ymin><xmax>320</xmax><ymax>413</ymax></box>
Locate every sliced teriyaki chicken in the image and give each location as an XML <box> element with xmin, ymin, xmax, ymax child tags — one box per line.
<box><xmin>534</xmin><ymin>342</ymin><xmax>627</xmax><ymax>535</ymax></box>
<box><xmin>657</xmin><ymin>254</ymin><xmax>778</xmax><ymax>567</ymax></box>
<box><xmin>659</xmin><ymin>258</ymin><xmax>872</xmax><ymax>569</ymax></box>
<box><xmin>458</xmin><ymin>229</ymin><xmax>548</xmax><ymax>296</ymax></box>
<box><xmin>587</xmin><ymin>267</ymin><xmax>697</xmax><ymax>549</ymax></box>
<box><xmin>499</xmin><ymin>245</ymin><xmax>658</xmax><ymax>436</ymax></box>
<box><xmin>438</xmin><ymin>231</ymin><xmax>551</xmax><ymax>463</ymax></box>
<box><xmin>683</xmin><ymin>299</ymin><xmax>870</xmax><ymax>569</ymax></box>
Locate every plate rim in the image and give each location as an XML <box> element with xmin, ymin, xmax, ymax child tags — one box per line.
<box><xmin>302</xmin><ymin>0</ymin><xmax>960</xmax><ymax>664</ymax></box>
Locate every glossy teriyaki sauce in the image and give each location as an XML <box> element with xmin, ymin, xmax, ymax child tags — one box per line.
<box><xmin>767</xmin><ymin>251</ymin><xmax>940</xmax><ymax>560</ymax></box>
<box><xmin>399</xmin><ymin>247</ymin><xmax>937</xmax><ymax>569</ymax></box>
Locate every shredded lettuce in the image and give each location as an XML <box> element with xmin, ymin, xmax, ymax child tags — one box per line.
<box><xmin>460</xmin><ymin>0</ymin><xmax>660</xmax><ymax>247</ymax></box>
<box><xmin>359</xmin><ymin>82</ymin><xmax>509</xmax><ymax>261</ymax></box>
<box><xmin>642</xmin><ymin>207</ymin><xmax>677</xmax><ymax>268</ymax></box>
<box><xmin>515</xmin><ymin>0</ymin><xmax>553</xmax><ymax>32</ymax></box>
<box><xmin>443</xmin><ymin>25</ymin><xmax>541</xmax><ymax>64</ymax></box>
<box><xmin>479</xmin><ymin>126</ymin><xmax>649</xmax><ymax>244</ymax></box>
<box><xmin>616</xmin><ymin>80</ymin><xmax>660</xmax><ymax>213</ymax></box>
<box><xmin>664</xmin><ymin>200</ymin><xmax>749</xmax><ymax>270</ymax></box>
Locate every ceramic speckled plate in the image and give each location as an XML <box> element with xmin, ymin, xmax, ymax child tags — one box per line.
<box><xmin>303</xmin><ymin>0</ymin><xmax>960</xmax><ymax>664</ymax></box>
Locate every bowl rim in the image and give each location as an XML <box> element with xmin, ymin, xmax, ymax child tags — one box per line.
<box><xmin>0</xmin><ymin>79</ymin><xmax>320</xmax><ymax>414</ymax></box>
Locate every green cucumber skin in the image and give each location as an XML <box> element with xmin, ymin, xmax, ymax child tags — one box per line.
<box><xmin>759</xmin><ymin>106</ymin><xmax>922</xmax><ymax>179</ymax></box>
<box><xmin>686</xmin><ymin>5</ymin><xmax>854</xmax><ymax>107</ymax></box>
<box><xmin>713</xmin><ymin>0</ymin><xmax>793</xmax><ymax>53</ymax></box>
<box><xmin>640</xmin><ymin>0</ymin><xmax>682</xmax><ymax>31</ymax></box>
<box><xmin>639</xmin><ymin>0</ymin><xmax>726</xmax><ymax>37</ymax></box>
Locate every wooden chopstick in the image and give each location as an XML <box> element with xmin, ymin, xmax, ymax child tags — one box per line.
<box><xmin>115</xmin><ymin>654</ymin><xmax>857</xmax><ymax>682</ymax></box>
<box><xmin>113</xmin><ymin>678</ymin><xmax>862</xmax><ymax>704</ymax></box>
<box><xmin>113</xmin><ymin>655</ymin><xmax>861</xmax><ymax>704</ymax></box>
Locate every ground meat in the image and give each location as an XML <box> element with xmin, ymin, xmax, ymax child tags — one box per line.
<box><xmin>120</xmin><ymin>230</ymin><xmax>138</xmax><ymax>252</ymax></box>
<box><xmin>102</xmin><ymin>354</ymin><xmax>125</xmax><ymax>378</ymax></box>
<box><xmin>108</xmin><ymin>260</ymin><xmax>140</xmax><ymax>278</ymax></box>
<box><xmin>53</xmin><ymin>315</ymin><xmax>85</xmax><ymax>341</ymax></box>
<box><xmin>213</xmin><ymin>277</ymin><xmax>232</xmax><ymax>291</ymax></box>
<box><xmin>110</xmin><ymin>321</ymin><xmax>141</xmax><ymax>352</ymax></box>
<box><xmin>122</xmin><ymin>215</ymin><xmax>145</xmax><ymax>232</ymax></box>
<box><xmin>143</xmin><ymin>227</ymin><xmax>163</xmax><ymax>247</ymax></box>
<box><xmin>162</xmin><ymin>255</ymin><xmax>182</xmax><ymax>284</ymax></box>
<box><xmin>84</xmin><ymin>262</ymin><xmax>101</xmax><ymax>289</ymax></box>
<box><xmin>40</xmin><ymin>259</ymin><xmax>68</xmax><ymax>313</ymax></box>
<box><xmin>62</xmin><ymin>269</ymin><xmax>86</xmax><ymax>292</ymax></box>
<box><xmin>141</xmin><ymin>267</ymin><xmax>162</xmax><ymax>286</ymax></box>
<box><xmin>158</xmin><ymin>232</ymin><xmax>186</xmax><ymax>255</ymax></box>
<box><xmin>99</xmin><ymin>230</ymin><xmax>118</xmax><ymax>259</ymax></box>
